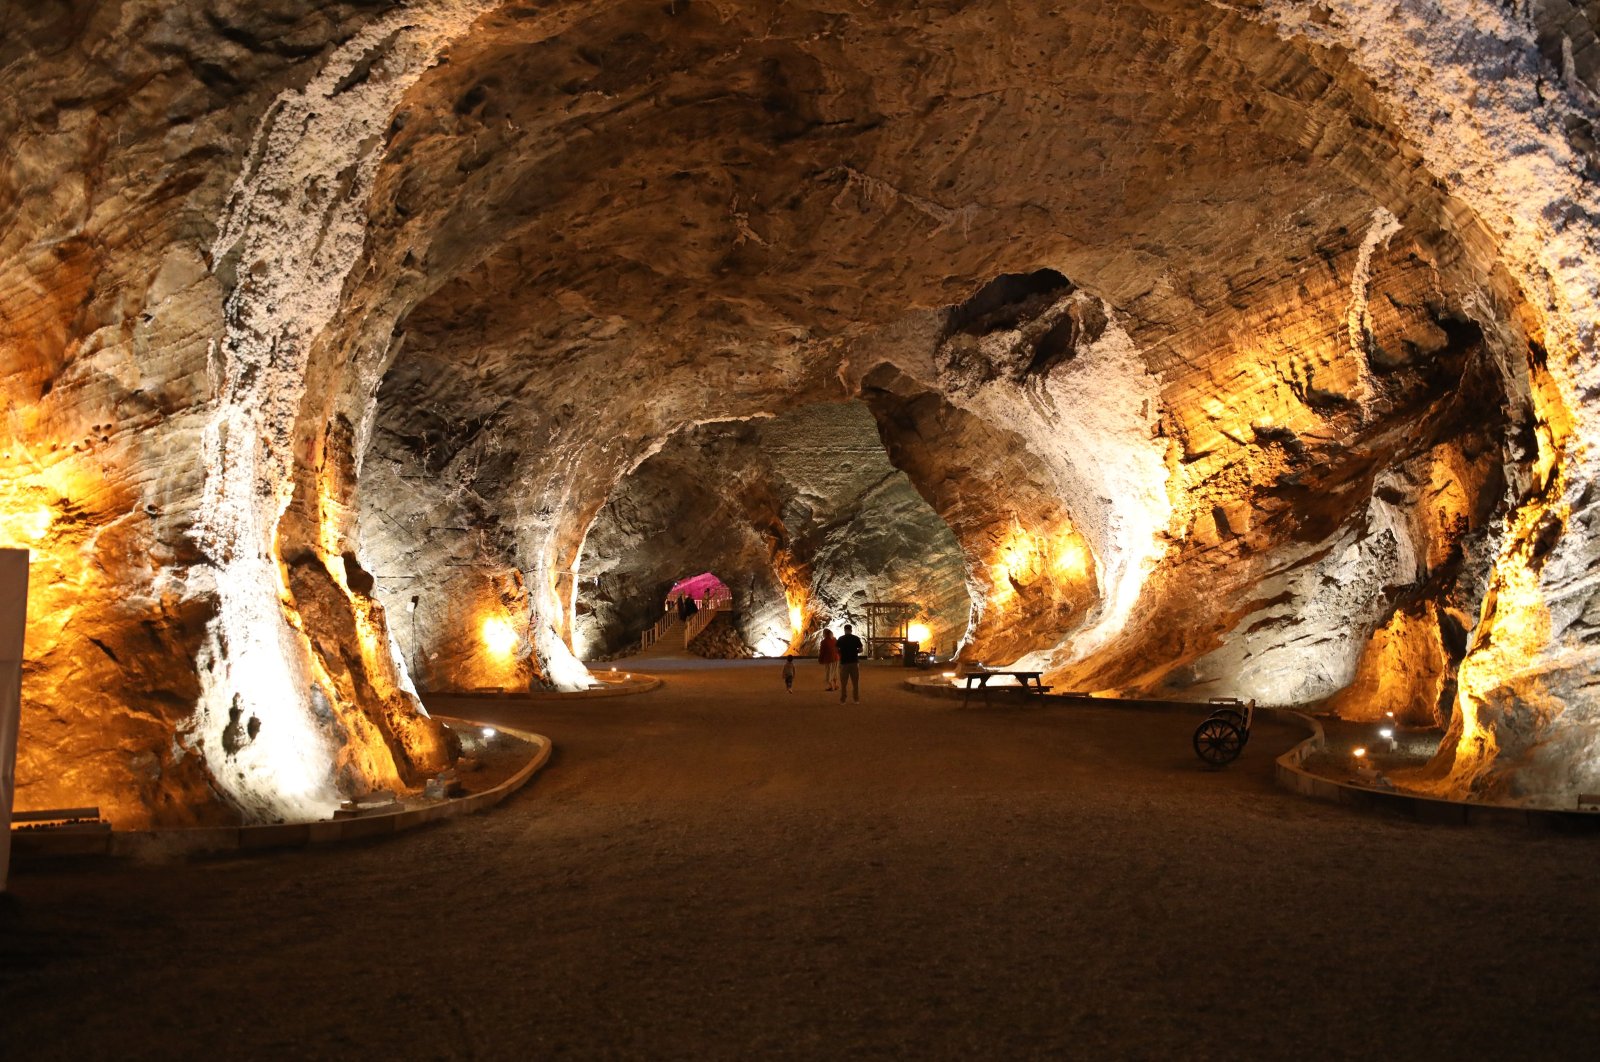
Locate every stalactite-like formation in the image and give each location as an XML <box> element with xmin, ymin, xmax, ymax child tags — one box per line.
<box><xmin>4</xmin><ymin>0</ymin><xmax>1600</xmax><ymax>822</ymax></box>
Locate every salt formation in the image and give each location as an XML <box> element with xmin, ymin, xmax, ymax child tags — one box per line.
<box><xmin>1254</xmin><ymin>0</ymin><xmax>1600</xmax><ymax>800</ymax></box>
<box><xmin>193</xmin><ymin>1</ymin><xmax>495</xmax><ymax>820</ymax></box>
<box><xmin>930</xmin><ymin>289</ymin><xmax>1170</xmax><ymax>666</ymax></box>
<box><xmin>1347</xmin><ymin>207</ymin><xmax>1403</xmax><ymax>408</ymax></box>
<box><xmin>3</xmin><ymin>0</ymin><xmax>1600</xmax><ymax>822</ymax></box>
<box><xmin>570</xmin><ymin>404</ymin><xmax>971</xmax><ymax>661</ymax></box>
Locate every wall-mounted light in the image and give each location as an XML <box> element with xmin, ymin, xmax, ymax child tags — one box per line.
<box><xmin>481</xmin><ymin>616</ymin><xmax>517</xmax><ymax>657</ymax></box>
<box><xmin>1053</xmin><ymin>538</ymin><xmax>1090</xmax><ymax>579</ymax></box>
<box><xmin>1</xmin><ymin>505</ymin><xmax>53</xmax><ymax>546</ymax></box>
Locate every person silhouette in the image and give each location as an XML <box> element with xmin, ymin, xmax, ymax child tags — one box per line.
<box><xmin>818</xmin><ymin>628</ymin><xmax>839</xmax><ymax>691</ymax></box>
<box><xmin>836</xmin><ymin>623</ymin><xmax>863</xmax><ymax>703</ymax></box>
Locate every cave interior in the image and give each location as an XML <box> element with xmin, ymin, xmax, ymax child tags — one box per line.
<box><xmin>4</xmin><ymin>0</ymin><xmax>1600</xmax><ymax>827</ymax></box>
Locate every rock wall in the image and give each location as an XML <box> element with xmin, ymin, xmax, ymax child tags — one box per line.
<box><xmin>560</xmin><ymin>403</ymin><xmax>970</xmax><ymax>661</ymax></box>
<box><xmin>686</xmin><ymin>615</ymin><xmax>754</xmax><ymax>660</ymax></box>
<box><xmin>4</xmin><ymin>0</ymin><xmax>1600</xmax><ymax>819</ymax></box>
<box><xmin>0</xmin><ymin>0</ymin><xmax>472</xmax><ymax>826</ymax></box>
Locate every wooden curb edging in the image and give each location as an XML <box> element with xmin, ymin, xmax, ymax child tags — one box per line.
<box><xmin>11</xmin><ymin>716</ymin><xmax>553</xmax><ymax>861</ymax></box>
<box><xmin>1270</xmin><ymin>710</ymin><xmax>1600</xmax><ymax>831</ymax></box>
<box><xmin>902</xmin><ymin>677</ymin><xmax>1207</xmax><ymax>713</ymax></box>
<box><xmin>423</xmin><ymin>675</ymin><xmax>662</xmax><ymax>700</ymax></box>
<box><xmin>903</xmin><ymin>680</ymin><xmax>1600</xmax><ymax>831</ymax></box>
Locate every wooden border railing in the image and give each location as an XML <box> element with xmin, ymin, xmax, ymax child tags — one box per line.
<box><xmin>643</xmin><ymin>594</ymin><xmax>735</xmax><ymax>651</ymax></box>
<box><xmin>640</xmin><ymin>612</ymin><xmax>679</xmax><ymax>650</ymax></box>
<box><xmin>665</xmin><ymin>590</ymin><xmax>733</xmax><ymax>612</ymax></box>
<box><xmin>684</xmin><ymin>607</ymin><xmax>714</xmax><ymax>645</ymax></box>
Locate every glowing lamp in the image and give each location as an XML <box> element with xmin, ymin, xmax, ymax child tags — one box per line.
<box><xmin>3</xmin><ymin>505</ymin><xmax>53</xmax><ymax>544</ymax></box>
<box><xmin>1378</xmin><ymin>728</ymin><xmax>1394</xmax><ymax>739</ymax></box>
<box><xmin>907</xmin><ymin>623</ymin><xmax>930</xmax><ymax>646</ymax></box>
<box><xmin>1352</xmin><ymin>747</ymin><xmax>1367</xmax><ymax>759</ymax></box>
<box><xmin>482</xmin><ymin>727</ymin><xmax>496</xmax><ymax>739</ymax></box>
<box><xmin>481</xmin><ymin>616</ymin><xmax>518</xmax><ymax>657</ymax></box>
<box><xmin>20</xmin><ymin>507</ymin><xmax>51</xmax><ymax>541</ymax></box>
<box><xmin>1053</xmin><ymin>539</ymin><xmax>1089</xmax><ymax>578</ymax></box>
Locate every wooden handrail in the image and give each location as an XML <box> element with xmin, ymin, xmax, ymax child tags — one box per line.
<box><xmin>684</xmin><ymin>598</ymin><xmax>733</xmax><ymax>645</ymax></box>
<box><xmin>643</xmin><ymin>595</ymin><xmax>735</xmax><ymax>650</ymax></box>
<box><xmin>640</xmin><ymin>610</ymin><xmax>684</xmax><ymax>650</ymax></box>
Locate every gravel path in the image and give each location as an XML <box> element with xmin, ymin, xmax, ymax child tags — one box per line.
<box><xmin>5</xmin><ymin>660</ymin><xmax>1599</xmax><ymax>1060</ymax></box>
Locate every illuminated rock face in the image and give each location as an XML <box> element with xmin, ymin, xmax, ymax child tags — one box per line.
<box><xmin>559</xmin><ymin>402</ymin><xmax>971</xmax><ymax>660</ymax></box>
<box><xmin>4</xmin><ymin>0</ymin><xmax>1600</xmax><ymax>820</ymax></box>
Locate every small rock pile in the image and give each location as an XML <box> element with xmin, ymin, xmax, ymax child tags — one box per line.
<box><xmin>591</xmin><ymin>642</ymin><xmax>640</xmax><ymax>663</ymax></box>
<box><xmin>687</xmin><ymin>615</ymin><xmax>753</xmax><ymax>659</ymax></box>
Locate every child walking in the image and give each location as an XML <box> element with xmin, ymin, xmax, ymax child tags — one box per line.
<box><xmin>782</xmin><ymin>654</ymin><xmax>796</xmax><ymax>693</ymax></box>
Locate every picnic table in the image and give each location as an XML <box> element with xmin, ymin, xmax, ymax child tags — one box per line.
<box><xmin>960</xmin><ymin>669</ymin><xmax>1051</xmax><ymax>707</ymax></box>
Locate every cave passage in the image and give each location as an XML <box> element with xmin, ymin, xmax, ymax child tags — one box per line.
<box><xmin>8</xmin><ymin>665</ymin><xmax>1600</xmax><ymax>1059</ymax></box>
<box><xmin>6</xmin><ymin>0</ymin><xmax>1600</xmax><ymax>825</ymax></box>
<box><xmin>553</xmin><ymin>401</ymin><xmax>977</xmax><ymax>665</ymax></box>
<box><xmin>8</xmin><ymin>1</ymin><xmax>1600</xmax><ymax>1055</ymax></box>
<box><xmin>667</xmin><ymin>574</ymin><xmax>730</xmax><ymax>608</ymax></box>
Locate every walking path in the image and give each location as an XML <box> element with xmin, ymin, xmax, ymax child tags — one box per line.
<box><xmin>633</xmin><ymin>615</ymin><xmax>688</xmax><ymax>658</ymax></box>
<box><xmin>5</xmin><ymin>658</ymin><xmax>1598</xmax><ymax>1059</ymax></box>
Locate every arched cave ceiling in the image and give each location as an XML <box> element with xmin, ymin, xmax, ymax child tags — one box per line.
<box><xmin>4</xmin><ymin>0</ymin><xmax>1600</xmax><ymax>825</ymax></box>
<box><xmin>570</xmin><ymin>401</ymin><xmax>973</xmax><ymax>660</ymax></box>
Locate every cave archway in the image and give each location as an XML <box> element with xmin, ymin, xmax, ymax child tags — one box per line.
<box><xmin>563</xmin><ymin>401</ymin><xmax>975</xmax><ymax>663</ymax></box>
<box><xmin>6</xmin><ymin>0</ymin><xmax>1600</xmax><ymax>825</ymax></box>
<box><xmin>666</xmin><ymin>575</ymin><xmax>730</xmax><ymax>611</ymax></box>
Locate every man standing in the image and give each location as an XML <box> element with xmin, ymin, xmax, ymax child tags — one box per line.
<box><xmin>836</xmin><ymin>623</ymin><xmax>864</xmax><ymax>703</ymax></box>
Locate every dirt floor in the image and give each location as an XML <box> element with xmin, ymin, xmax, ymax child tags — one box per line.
<box><xmin>5</xmin><ymin>659</ymin><xmax>1600</xmax><ymax>1060</ymax></box>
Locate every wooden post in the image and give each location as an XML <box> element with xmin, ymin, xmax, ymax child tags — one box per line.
<box><xmin>0</xmin><ymin>549</ymin><xmax>29</xmax><ymax>892</ymax></box>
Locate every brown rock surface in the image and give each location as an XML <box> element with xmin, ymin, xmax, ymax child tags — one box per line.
<box><xmin>4</xmin><ymin>0</ymin><xmax>1600</xmax><ymax>820</ymax></box>
<box><xmin>552</xmin><ymin>401</ymin><xmax>970</xmax><ymax>660</ymax></box>
<box><xmin>10</xmin><ymin>672</ymin><xmax>1600</xmax><ymax>1059</ymax></box>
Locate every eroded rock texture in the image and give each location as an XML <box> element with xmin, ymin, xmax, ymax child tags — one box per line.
<box><xmin>4</xmin><ymin>0</ymin><xmax>1600</xmax><ymax>821</ymax></box>
<box><xmin>562</xmin><ymin>402</ymin><xmax>970</xmax><ymax>660</ymax></box>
